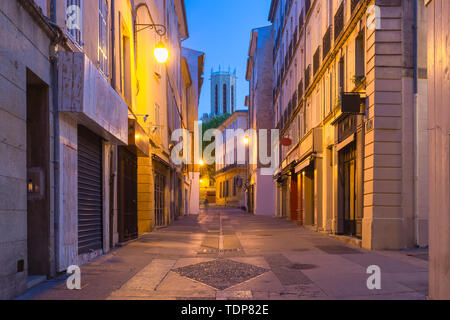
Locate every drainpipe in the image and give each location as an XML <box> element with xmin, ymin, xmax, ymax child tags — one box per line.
<box><xmin>412</xmin><ymin>0</ymin><xmax>419</xmax><ymax>246</ymax></box>
<box><xmin>50</xmin><ymin>0</ymin><xmax>60</xmax><ymax>274</ymax></box>
<box><xmin>111</xmin><ymin>0</ymin><xmax>117</xmax><ymax>89</ymax></box>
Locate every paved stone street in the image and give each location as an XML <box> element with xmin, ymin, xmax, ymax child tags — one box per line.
<box><xmin>19</xmin><ymin>208</ymin><xmax>428</xmax><ymax>300</ymax></box>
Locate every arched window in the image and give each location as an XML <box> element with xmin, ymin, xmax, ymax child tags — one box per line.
<box><xmin>215</xmin><ymin>84</ymin><xmax>218</xmax><ymax>114</ymax></box>
<box><xmin>231</xmin><ymin>85</ymin><xmax>234</xmax><ymax>112</ymax></box>
<box><xmin>223</xmin><ymin>84</ymin><xmax>227</xmax><ymax>114</ymax></box>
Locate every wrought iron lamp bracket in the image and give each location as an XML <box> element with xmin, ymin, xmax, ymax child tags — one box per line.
<box><xmin>135</xmin><ymin>23</ymin><xmax>167</xmax><ymax>36</ymax></box>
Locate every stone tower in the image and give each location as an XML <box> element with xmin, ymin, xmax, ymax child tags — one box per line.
<box><xmin>210</xmin><ymin>67</ymin><xmax>237</xmax><ymax>116</ymax></box>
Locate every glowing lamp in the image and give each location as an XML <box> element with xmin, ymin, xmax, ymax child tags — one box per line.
<box><xmin>154</xmin><ymin>41</ymin><xmax>169</xmax><ymax>64</ymax></box>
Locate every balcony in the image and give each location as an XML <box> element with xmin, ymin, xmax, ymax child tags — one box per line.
<box><xmin>59</xmin><ymin>52</ymin><xmax>128</xmax><ymax>144</ymax></box>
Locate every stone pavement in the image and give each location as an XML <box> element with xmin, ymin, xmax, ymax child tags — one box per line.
<box><xmin>18</xmin><ymin>208</ymin><xmax>429</xmax><ymax>300</ymax></box>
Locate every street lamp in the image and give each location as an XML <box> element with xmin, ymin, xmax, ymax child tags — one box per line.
<box><xmin>135</xmin><ymin>23</ymin><xmax>169</xmax><ymax>64</ymax></box>
<box><xmin>154</xmin><ymin>41</ymin><xmax>169</xmax><ymax>64</ymax></box>
<box><xmin>199</xmin><ymin>159</ymin><xmax>205</xmax><ymax>166</ymax></box>
<box><xmin>243</xmin><ymin>136</ymin><xmax>249</xmax><ymax>145</ymax></box>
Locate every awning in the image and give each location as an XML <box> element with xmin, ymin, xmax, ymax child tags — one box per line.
<box><xmin>295</xmin><ymin>157</ymin><xmax>312</xmax><ymax>173</ymax></box>
<box><xmin>336</xmin><ymin>134</ymin><xmax>355</xmax><ymax>152</ymax></box>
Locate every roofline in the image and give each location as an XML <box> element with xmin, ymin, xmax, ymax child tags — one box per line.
<box><xmin>218</xmin><ymin>110</ymin><xmax>249</xmax><ymax>131</ymax></box>
<box><xmin>175</xmin><ymin>0</ymin><xmax>189</xmax><ymax>39</ymax></box>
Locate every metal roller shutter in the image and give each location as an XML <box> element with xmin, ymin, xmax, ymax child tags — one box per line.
<box><xmin>77</xmin><ymin>126</ymin><xmax>103</xmax><ymax>254</ymax></box>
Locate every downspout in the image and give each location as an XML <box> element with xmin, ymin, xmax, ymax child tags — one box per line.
<box><xmin>412</xmin><ymin>0</ymin><xmax>419</xmax><ymax>246</ymax></box>
<box><xmin>50</xmin><ymin>0</ymin><xmax>60</xmax><ymax>274</ymax></box>
<box><xmin>111</xmin><ymin>0</ymin><xmax>116</xmax><ymax>89</ymax></box>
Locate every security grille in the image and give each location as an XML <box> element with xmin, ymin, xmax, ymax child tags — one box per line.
<box><xmin>77</xmin><ymin>126</ymin><xmax>103</xmax><ymax>254</ymax></box>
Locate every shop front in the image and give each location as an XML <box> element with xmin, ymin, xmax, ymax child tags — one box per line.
<box><xmin>335</xmin><ymin>114</ymin><xmax>363</xmax><ymax>239</ymax></box>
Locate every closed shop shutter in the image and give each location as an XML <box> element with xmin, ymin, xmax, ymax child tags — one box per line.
<box><xmin>77</xmin><ymin>126</ymin><xmax>103</xmax><ymax>254</ymax></box>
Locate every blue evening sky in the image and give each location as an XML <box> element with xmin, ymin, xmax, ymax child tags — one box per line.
<box><xmin>182</xmin><ymin>0</ymin><xmax>272</xmax><ymax>117</ymax></box>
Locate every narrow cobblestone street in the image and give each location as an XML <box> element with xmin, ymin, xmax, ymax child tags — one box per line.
<box><xmin>19</xmin><ymin>208</ymin><xmax>428</xmax><ymax>300</ymax></box>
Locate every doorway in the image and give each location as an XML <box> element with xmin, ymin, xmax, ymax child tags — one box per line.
<box><xmin>155</xmin><ymin>172</ymin><xmax>166</xmax><ymax>227</ymax></box>
<box><xmin>118</xmin><ymin>147</ymin><xmax>138</xmax><ymax>242</ymax></box>
<box><xmin>303</xmin><ymin>167</ymin><xmax>315</xmax><ymax>226</ymax></box>
<box><xmin>339</xmin><ymin>142</ymin><xmax>358</xmax><ymax>237</ymax></box>
<box><xmin>290</xmin><ymin>172</ymin><xmax>298</xmax><ymax>221</ymax></box>
<box><xmin>26</xmin><ymin>70</ymin><xmax>50</xmax><ymax>277</ymax></box>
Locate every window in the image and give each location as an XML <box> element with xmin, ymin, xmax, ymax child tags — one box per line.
<box><xmin>355</xmin><ymin>32</ymin><xmax>365</xmax><ymax>81</ymax></box>
<box><xmin>121</xmin><ymin>34</ymin><xmax>132</xmax><ymax>104</ymax></box>
<box><xmin>231</xmin><ymin>85</ymin><xmax>235</xmax><ymax>112</ymax></box>
<box><xmin>66</xmin><ymin>0</ymin><xmax>83</xmax><ymax>45</ymax></box>
<box><xmin>98</xmin><ymin>0</ymin><xmax>108</xmax><ymax>75</ymax></box>
<box><xmin>223</xmin><ymin>84</ymin><xmax>227</xmax><ymax>114</ymax></box>
<box><xmin>155</xmin><ymin>103</ymin><xmax>161</xmax><ymax>136</ymax></box>
<box><xmin>339</xmin><ymin>57</ymin><xmax>345</xmax><ymax>93</ymax></box>
<box><xmin>215</xmin><ymin>85</ymin><xmax>218</xmax><ymax>114</ymax></box>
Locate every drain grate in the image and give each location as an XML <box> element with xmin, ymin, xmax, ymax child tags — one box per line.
<box><xmin>197</xmin><ymin>248</ymin><xmax>242</xmax><ymax>254</ymax></box>
<box><xmin>173</xmin><ymin>259</ymin><xmax>268</xmax><ymax>290</ymax></box>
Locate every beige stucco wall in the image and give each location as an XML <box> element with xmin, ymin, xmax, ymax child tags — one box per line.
<box><xmin>426</xmin><ymin>0</ymin><xmax>450</xmax><ymax>300</ymax></box>
<box><xmin>0</xmin><ymin>0</ymin><xmax>55</xmax><ymax>299</ymax></box>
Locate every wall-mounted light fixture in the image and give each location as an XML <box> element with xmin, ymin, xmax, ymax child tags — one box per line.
<box><xmin>135</xmin><ymin>23</ymin><xmax>169</xmax><ymax>64</ymax></box>
<box><xmin>130</xmin><ymin>114</ymin><xmax>150</xmax><ymax>123</ymax></box>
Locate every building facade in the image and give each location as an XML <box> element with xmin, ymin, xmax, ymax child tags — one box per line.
<box><xmin>210</xmin><ymin>68</ymin><xmax>237</xmax><ymax>116</ymax></box>
<box><xmin>246</xmin><ymin>26</ymin><xmax>276</xmax><ymax>216</ymax></box>
<box><xmin>269</xmin><ymin>0</ymin><xmax>428</xmax><ymax>249</ymax></box>
<box><xmin>426</xmin><ymin>0</ymin><xmax>450</xmax><ymax>300</ymax></box>
<box><xmin>215</xmin><ymin>111</ymin><xmax>249</xmax><ymax>209</ymax></box>
<box><xmin>0</xmin><ymin>0</ymin><xmax>203</xmax><ymax>300</ymax></box>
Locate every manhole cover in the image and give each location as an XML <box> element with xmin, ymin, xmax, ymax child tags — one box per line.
<box><xmin>173</xmin><ymin>259</ymin><xmax>268</xmax><ymax>290</ymax></box>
